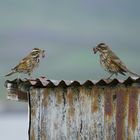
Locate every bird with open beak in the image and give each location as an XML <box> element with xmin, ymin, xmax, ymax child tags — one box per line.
<box><xmin>5</xmin><ymin>48</ymin><xmax>45</xmax><ymax>78</ymax></box>
<box><xmin>93</xmin><ymin>43</ymin><xmax>140</xmax><ymax>79</ymax></box>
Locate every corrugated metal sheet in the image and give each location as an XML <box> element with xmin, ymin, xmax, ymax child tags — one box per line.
<box><xmin>5</xmin><ymin>76</ymin><xmax>140</xmax><ymax>88</ymax></box>
<box><xmin>4</xmin><ymin>77</ymin><xmax>140</xmax><ymax>140</ymax></box>
<box><xmin>28</xmin><ymin>85</ymin><xmax>140</xmax><ymax>140</ymax></box>
<box><xmin>5</xmin><ymin>77</ymin><xmax>140</xmax><ymax>101</ymax></box>
<box><xmin>25</xmin><ymin>76</ymin><xmax>140</xmax><ymax>87</ymax></box>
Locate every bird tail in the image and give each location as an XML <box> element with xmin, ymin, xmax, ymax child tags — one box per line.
<box><xmin>5</xmin><ymin>70</ymin><xmax>16</xmax><ymax>77</ymax></box>
<box><xmin>127</xmin><ymin>70</ymin><xmax>140</xmax><ymax>78</ymax></box>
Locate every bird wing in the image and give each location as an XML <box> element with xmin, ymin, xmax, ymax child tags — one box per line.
<box><xmin>109</xmin><ymin>49</ymin><xmax>140</xmax><ymax>77</ymax></box>
<box><xmin>109</xmin><ymin>49</ymin><xmax>128</xmax><ymax>72</ymax></box>
<box><xmin>13</xmin><ymin>57</ymin><xmax>31</xmax><ymax>72</ymax></box>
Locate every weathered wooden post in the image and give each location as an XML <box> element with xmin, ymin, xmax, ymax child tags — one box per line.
<box><xmin>5</xmin><ymin>77</ymin><xmax>140</xmax><ymax>140</ymax></box>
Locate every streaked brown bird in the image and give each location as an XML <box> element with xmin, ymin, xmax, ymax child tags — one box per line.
<box><xmin>5</xmin><ymin>48</ymin><xmax>45</xmax><ymax>77</ymax></box>
<box><xmin>93</xmin><ymin>43</ymin><xmax>140</xmax><ymax>79</ymax></box>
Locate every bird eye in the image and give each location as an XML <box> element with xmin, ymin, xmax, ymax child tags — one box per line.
<box><xmin>32</xmin><ymin>52</ymin><xmax>38</xmax><ymax>55</ymax></box>
<box><xmin>99</xmin><ymin>43</ymin><xmax>105</xmax><ymax>46</ymax></box>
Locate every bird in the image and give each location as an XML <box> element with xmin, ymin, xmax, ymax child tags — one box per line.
<box><xmin>5</xmin><ymin>48</ymin><xmax>45</xmax><ymax>78</ymax></box>
<box><xmin>93</xmin><ymin>43</ymin><xmax>140</xmax><ymax>79</ymax></box>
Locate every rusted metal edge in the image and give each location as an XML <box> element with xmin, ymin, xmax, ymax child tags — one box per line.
<box><xmin>4</xmin><ymin>77</ymin><xmax>140</xmax><ymax>101</ymax></box>
<box><xmin>4</xmin><ymin>76</ymin><xmax>140</xmax><ymax>89</ymax></box>
<box><xmin>5</xmin><ymin>79</ymin><xmax>30</xmax><ymax>101</ymax></box>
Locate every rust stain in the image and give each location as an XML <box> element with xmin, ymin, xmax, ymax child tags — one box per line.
<box><xmin>56</xmin><ymin>87</ymin><xmax>63</xmax><ymax>105</ymax></box>
<box><xmin>30</xmin><ymin>89</ymin><xmax>37</xmax><ymax>117</ymax></box>
<box><xmin>67</xmin><ymin>88</ymin><xmax>75</xmax><ymax>118</ymax></box>
<box><xmin>68</xmin><ymin>107</ymin><xmax>75</xmax><ymax>118</ymax></box>
<box><xmin>128</xmin><ymin>87</ymin><xmax>138</xmax><ymax>132</ymax></box>
<box><xmin>79</xmin><ymin>86</ymin><xmax>91</xmax><ymax>109</ymax></box>
<box><xmin>91</xmin><ymin>87</ymin><xmax>99</xmax><ymax>113</ymax></box>
<box><xmin>67</xmin><ymin>88</ymin><xmax>73</xmax><ymax>106</ymax></box>
<box><xmin>79</xmin><ymin>86</ymin><xmax>85</xmax><ymax>101</ymax></box>
<box><xmin>116</xmin><ymin>87</ymin><xmax>128</xmax><ymax>140</ymax></box>
<box><xmin>31</xmin><ymin>108</ymin><xmax>36</xmax><ymax>119</ymax></box>
<box><xmin>17</xmin><ymin>90</ymin><xmax>28</xmax><ymax>101</ymax></box>
<box><xmin>104</xmin><ymin>88</ymin><xmax>113</xmax><ymax>117</ymax></box>
<box><xmin>31</xmin><ymin>129</ymin><xmax>35</xmax><ymax>140</ymax></box>
<box><xmin>43</xmin><ymin>88</ymin><xmax>50</xmax><ymax>107</ymax></box>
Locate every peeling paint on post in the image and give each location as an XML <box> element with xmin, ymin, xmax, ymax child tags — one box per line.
<box><xmin>4</xmin><ymin>78</ymin><xmax>140</xmax><ymax>140</ymax></box>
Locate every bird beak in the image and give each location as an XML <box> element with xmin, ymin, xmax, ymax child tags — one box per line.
<box><xmin>93</xmin><ymin>47</ymin><xmax>98</xmax><ymax>54</ymax></box>
<box><xmin>42</xmin><ymin>50</ymin><xmax>45</xmax><ymax>58</ymax></box>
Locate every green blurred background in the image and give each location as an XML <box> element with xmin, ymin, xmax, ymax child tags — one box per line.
<box><xmin>0</xmin><ymin>0</ymin><xmax>140</xmax><ymax>139</ymax></box>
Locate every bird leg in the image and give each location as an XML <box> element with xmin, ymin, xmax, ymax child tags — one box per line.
<box><xmin>16</xmin><ymin>74</ymin><xmax>21</xmax><ymax>84</ymax></box>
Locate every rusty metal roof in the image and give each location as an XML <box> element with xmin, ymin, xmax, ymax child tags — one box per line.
<box><xmin>4</xmin><ymin>77</ymin><xmax>140</xmax><ymax>139</ymax></box>
<box><xmin>4</xmin><ymin>76</ymin><xmax>140</xmax><ymax>102</ymax></box>
<box><xmin>5</xmin><ymin>76</ymin><xmax>140</xmax><ymax>88</ymax></box>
